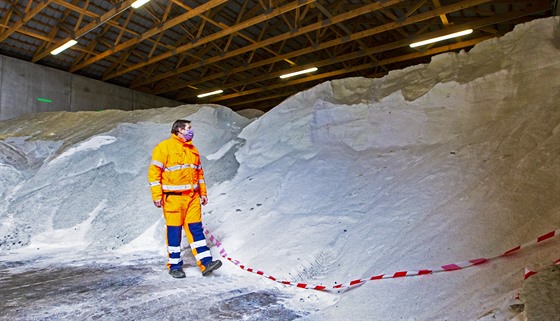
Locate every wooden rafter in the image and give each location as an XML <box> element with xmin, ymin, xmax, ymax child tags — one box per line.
<box><xmin>68</xmin><ymin>0</ymin><xmax>228</xmax><ymax>72</ymax></box>
<box><xmin>0</xmin><ymin>0</ymin><xmax>54</xmax><ymax>43</ymax></box>
<box><xmin>102</xmin><ymin>0</ymin><xmax>317</xmax><ymax>81</ymax></box>
<box><xmin>31</xmin><ymin>0</ymin><xmax>139</xmax><ymax>63</ymax></box>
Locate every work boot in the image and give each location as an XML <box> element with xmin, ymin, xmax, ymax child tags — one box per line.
<box><xmin>169</xmin><ymin>268</ymin><xmax>186</xmax><ymax>279</ymax></box>
<box><xmin>202</xmin><ymin>260</ymin><xmax>222</xmax><ymax>276</ymax></box>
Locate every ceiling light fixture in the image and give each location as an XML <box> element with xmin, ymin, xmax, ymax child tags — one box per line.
<box><xmin>280</xmin><ymin>67</ymin><xmax>318</xmax><ymax>79</ymax></box>
<box><xmin>50</xmin><ymin>39</ymin><xmax>78</xmax><ymax>55</ymax></box>
<box><xmin>410</xmin><ymin>29</ymin><xmax>473</xmax><ymax>48</ymax></box>
<box><xmin>50</xmin><ymin>1</ymin><xmax>150</xmax><ymax>56</ymax></box>
<box><xmin>197</xmin><ymin>89</ymin><xmax>223</xmax><ymax>98</ymax></box>
<box><xmin>131</xmin><ymin>0</ymin><xmax>150</xmax><ymax>9</ymax></box>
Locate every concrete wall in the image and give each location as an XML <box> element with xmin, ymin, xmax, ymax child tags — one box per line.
<box><xmin>0</xmin><ymin>54</ymin><xmax>182</xmax><ymax>121</ymax></box>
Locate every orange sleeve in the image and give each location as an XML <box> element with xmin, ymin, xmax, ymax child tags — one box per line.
<box><xmin>198</xmin><ymin>164</ymin><xmax>207</xmax><ymax>197</ymax></box>
<box><xmin>148</xmin><ymin>144</ymin><xmax>165</xmax><ymax>201</ymax></box>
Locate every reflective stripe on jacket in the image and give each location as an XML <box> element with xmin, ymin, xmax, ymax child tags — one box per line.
<box><xmin>148</xmin><ymin>134</ymin><xmax>207</xmax><ymax>201</ymax></box>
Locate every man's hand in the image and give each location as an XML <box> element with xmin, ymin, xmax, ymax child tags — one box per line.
<box><xmin>153</xmin><ymin>199</ymin><xmax>163</xmax><ymax>208</ymax></box>
<box><xmin>201</xmin><ymin>195</ymin><xmax>208</xmax><ymax>206</ymax></box>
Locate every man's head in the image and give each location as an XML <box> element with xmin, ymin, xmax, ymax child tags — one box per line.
<box><xmin>171</xmin><ymin>119</ymin><xmax>191</xmax><ymax>134</ymax></box>
<box><xmin>171</xmin><ymin>119</ymin><xmax>194</xmax><ymax>141</ymax></box>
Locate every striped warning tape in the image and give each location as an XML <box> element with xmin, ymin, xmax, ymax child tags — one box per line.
<box><xmin>203</xmin><ymin>228</ymin><xmax>559</xmax><ymax>291</ymax></box>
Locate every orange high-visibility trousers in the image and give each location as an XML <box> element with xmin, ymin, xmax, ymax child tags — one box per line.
<box><xmin>162</xmin><ymin>192</ymin><xmax>212</xmax><ymax>272</ymax></box>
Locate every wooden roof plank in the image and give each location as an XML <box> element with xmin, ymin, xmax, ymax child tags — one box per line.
<box><xmin>0</xmin><ymin>0</ymin><xmax>54</xmax><ymax>43</ymax></box>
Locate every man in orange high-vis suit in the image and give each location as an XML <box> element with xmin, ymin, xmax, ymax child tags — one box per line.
<box><xmin>148</xmin><ymin>119</ymin><xmax>222</xmax><ymax>278</ymax></box>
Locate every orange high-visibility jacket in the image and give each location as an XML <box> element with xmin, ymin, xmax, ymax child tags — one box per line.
<box><xmin>148</xmin><ymin>134</ymin><xmax>207</xmax><ymax>201</ymax></box>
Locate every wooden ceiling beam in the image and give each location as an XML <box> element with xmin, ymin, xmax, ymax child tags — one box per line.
<box><xmin>114</xmin><ymin>7</ymin><xmax>134</xmax><ymax>46</ymax></box>
<box><xmin>70</xmin><ymin>7</ymin><xmax>125</xmax><ymax>62</ymax></box>
<box><xmin>102</xmin><ymin>0</ymin><xmax>317</xmax><ymax>81</ymax></box>
<box><xmin>190</xmin><ymin>0</ymin><xmax>293</xmax><ymax>65</ymax></box>
<box><xmin>32</xmin><ymin>0</ymin><xmax>139</xmax><ymax>63</ymax></box>
<box><xmin>18</xmin><ymin>0</ymin><xmax>78</xmax><ymax>54</ymax></box>
<box><xmin>405</xmin><ymin>0</ymin><xmax>429</xmax><ymax>18</ymax></box>
<box><xmin>313</xmin><ymin>2</ymin><xmax>387</xmax><ymax>73</ymax></box>
<box><xmin>0</xmin><ymin>0</ymin><xmax>54</xmax><ymax>43</ymax></box>
<box><xmin>52</xmin><ymin>0</ymin><xmax>97</xmax><ymax>19</ymax></box>
<box><xmin>69</xmin><ymin>0</ymin><xmax>121</xmax><ymax>69</ymax></box>
<box><xmin>431</xmin><ymin>0</ymin><xmax>450</xmax><ymax>26</ymax></box>
<box><xmin>74</xmin><ymin>0</ymin><xmax>91</xmax><ymax>33</ymax></box>
<box><xmin>156</xmin><ymin>0</ymin><xmax>494</xmax><ymax>96</ymax></box>
<box><xmin>104</xmin><ymin>51</ymin><xmax>133</xmax><ymax>76</ymax></box>
<box><xmin>69</xmin><ymin>0</ymin><xmax>228</xmax><ymax>73</ymax></box>
<box><xmin>135</xmin><ymin>0</ymin><xmax>406</xmax><ymax>89</ymax></box>
<box><xmin>71</xmin><ymin>24</ymin><xmax>113</xmax><ymax>69</ymax></box>
<box><xmin>0</xmin><ymin>3</ymin><xmax>17</xmax><ymax>34</ymax></box>
<box><xmin>11</xmin><ymin>28</ymin><xmax>52</xmax><ymax>42</ymax></box>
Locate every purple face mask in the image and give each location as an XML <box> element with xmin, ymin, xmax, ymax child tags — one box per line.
<box><xmin>183</xmin><ymin>129</ymin><xmax>194</xmax><ymax>141</ymax></box>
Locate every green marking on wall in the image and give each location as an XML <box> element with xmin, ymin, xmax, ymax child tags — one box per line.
<box><xmin>37</xmin><ymin>98</ymin><xmax>52</xmax><ymax>103</ymax></box>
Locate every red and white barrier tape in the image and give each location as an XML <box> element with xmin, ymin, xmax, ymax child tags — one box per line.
<box><xmin>204</xmin><ymin>228</ymin><xmax>559</xmax><ymax>291</ymax></box>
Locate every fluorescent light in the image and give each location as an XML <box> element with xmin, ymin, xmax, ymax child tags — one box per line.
<box><xmin>280</xmin><ymin>67</ymin><xmax>318</xmax><ymax>79</ymax></box>
<box><xmin>197</xmin><ymin>89</ymin><xmax>223</xmax><ymax>98</ymax></box>
<box><xmin>131</xmin><ymin>0</ymin><xmax>150</xmax><ymax>8</ymax></box>
<box><xmin>410</xmin><ymin>29</ymin><xmax>473</xmax><ymax>48</ymax></box>
<box><xmin>50</xmin><ymin>39</ymin><xmax>78</xmax><ymax>55</ymax></box>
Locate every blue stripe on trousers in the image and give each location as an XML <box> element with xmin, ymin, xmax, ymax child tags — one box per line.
<box><xmin>167</xmin><ymin>225</ymin><xmax>183</xmax><ymax>270</ymax></box>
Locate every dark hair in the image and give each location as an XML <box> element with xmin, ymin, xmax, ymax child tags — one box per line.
<box><xmin>171</xmin><ymin>119</ymin><xmax>191</xmax><ymax>134</ymax></box>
